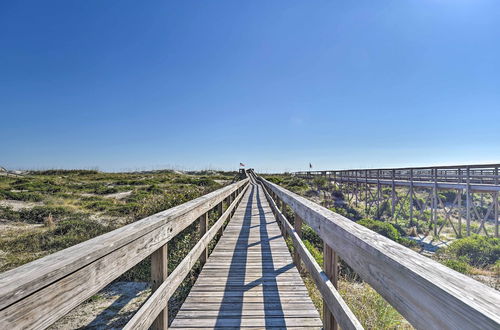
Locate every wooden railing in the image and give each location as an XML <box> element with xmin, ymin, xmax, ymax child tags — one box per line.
<box><xmin>254</xmin><ymin>172</ymin><xmax>500</xmax><ymax>330</ymax></box>
<box><xmin>295</xmin><ymin>163</ymin><xmax>500</xmax><ymax>190</ymax></box>
<box><xmin>0</xmin><ymin>177</ymin><xmax>250</xmax><ymax>329</ymax></box>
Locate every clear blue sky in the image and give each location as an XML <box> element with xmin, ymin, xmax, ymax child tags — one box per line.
<box><xmin>1</xmin><ymin>1</ymin><xmax>499</xmax><ymax>172</ymax></box>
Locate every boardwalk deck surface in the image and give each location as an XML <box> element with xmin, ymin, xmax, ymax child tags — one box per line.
<box><xmin>170</xmin><ymin>181</ymin><xmax>322</xmax><ymax>329</ymax></box>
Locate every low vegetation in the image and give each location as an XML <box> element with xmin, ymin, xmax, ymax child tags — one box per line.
<box><xmin>0</xmin><ymin>169</ymin><xmax>238</xmax><ymax>324</ymax></box>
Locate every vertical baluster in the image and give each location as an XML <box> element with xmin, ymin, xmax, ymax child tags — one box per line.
<box><xmin>217</xmin><ymin>201</ymin><xmax>224</xmax><ymax>237</ymax></box>
<box><xmin>323</xmin><ymin>244</ymin><xmax>338</xmax><ymax>330</ymax></box>
<box><xmin>466</xmin><ymin>166</ymin><xmax>471</xmax><ymax>236</ymax></box>
<box><xmin>199</xmin><ymin>212</ymin><xmax>208</xmax><ymax>264</ymax></box>
<box><xmin>495</xmin><ymin>166</ymin><xmax>499</xmax><ymax>238</ymax></box>
<box><xmin>151</xmin><ymin>244</ymin><xmax>168</xmax><ymax>329</ymax></box>
<box><xmin>293</xmin><ymin>215</ymin><xmax>303</xmax><ymax>272</ymax></box>
<box><xmin>410</xmin><ymin>169</ymin><xmax>414</xmax><ymax>228</ymax></box>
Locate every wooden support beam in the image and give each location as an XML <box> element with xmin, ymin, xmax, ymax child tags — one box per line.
<box><xmin>323</xmin><ymin>243</ymin><xmax>339</xmax><ymax>330</ymax></box>
<box><xmin>294</xmin><ymin>215</ymin><xmax>303</xmax><ymax>272</ymax></box>
<box><xmin>409</xmin><ymin>169</ymin><xmax>414</xmax><ymax>227</ymax></box>
<box><xmin>217</xmin><ymin>202</ymin><xmax>224</xmax><ymax>236</ymax></box>
<box><xmin>199</xmin><ymin>213</ymin><xmax>208</xmax><ymax>265</ymax></box>
<box><xmin>466</xmin><ymin>166</ymin><xmax>471</xmax><ymax>236</ymax></box>
<box><xmin>496</xmin><ymin>167</ymin><xmax>499</xmax><ymax>238</ymax></box>
<box><xmin>151</xmin><ymin>244</ymin><xmax>168</xmax><ymax>330</ymax></box>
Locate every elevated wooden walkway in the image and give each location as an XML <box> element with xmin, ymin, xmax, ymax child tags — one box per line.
<box><xmin>171</xmin><ymin>182</ymin><xmax>322</xmax><ymax>328</ymax></box>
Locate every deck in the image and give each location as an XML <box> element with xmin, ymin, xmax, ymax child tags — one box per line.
<box><xmin>170</xmin><ymin>182</ymin><xmax>322</xmax><ymax>328</ymax></box>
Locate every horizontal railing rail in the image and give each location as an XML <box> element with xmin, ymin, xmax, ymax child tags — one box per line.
<box><xmin>255</xmin><ymin>172</ymin><xmax>500</xmax><ymax>330</ymax></box>
<box><xmin>0</xmin><ymin>176</ymin><xmax>250</xmax><ymax>329</ymax></box>
<box><xmin>295</xmin><ymin>163</ymin><xmax>500</xmax><ymax>187</ymax></box>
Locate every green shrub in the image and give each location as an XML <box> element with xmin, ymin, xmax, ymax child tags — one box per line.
<box><xmin>173</xmin><ymin>176</ymin><xmax>218</xmax><ymax>187</ymax></box>
<box><xmin>34</xmin><ymin>169</ymin><xmax>99</xmax><ymax>175</ymax></box>
<box><xmin>312</xmin><ymin>176</ymin><xmax>329</xmax><ymax>190</ymax></box>
<box><xmin>17</xmin><ymin>206</ymin><xmax>74</xmax><ymax>223</ymax></box>
<box><xmin>0</xmin><ymin>190</ymin><xmax>44</xmax><ymax>202</ymax></box>
<box><xmin>330</xmin><ymin>205</ymin><xmax>361</xmax><ymax>221</ymax></box>
<box><xmin>446</xmin><ymin>235</ymin><xmax>500</xmax><ymax>268</ymax></box>
<box><xmin>0</xmin><ymin>219</ymin><xmax>112</xmax><ymax>253</ymax></box>
<box><xmin>440</xmin><ymin>190</ymin><xmax>458</xmax><ymax>203</ymax></box>
<box><xmin>398</xmin><ymin>237</ymin><xmax>419</xmax><ymax>248</ymax></box>
<box><xmin>301</xmin><ymin>224</ymin><xmax>322</xmax><ymax>250</ymax></box>
<box><xmin>304</xmin><ymin>239</ymin><xmax>323</xmax><ymax>265</ymax></box>
<box><xmin>357</xmin><ymin>218</ymin><xmax>400</xmax><ymax>242</ymax></box>
<box><xmin>0</xmin><ymin>206</ymin><xmax>20</xmax><ymax>221</ymax></box>
<box><xmin>443</xmin><ymin>258</ymin><xmax>470</xmax><ymax>274</ymax></box>
<box><xmin>93</xmin><ymin>186</ymin><xmax>119</xmax><ymax>195</ymax></box>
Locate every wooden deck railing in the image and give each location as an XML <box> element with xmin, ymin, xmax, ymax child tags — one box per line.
<box><xmin>254</xmin><ymin>172</ymin><xmax>500</xmax><ymax>330</ymax></box>
<box><xmin>0</xmin><ymin>177</ymin><xmax>250</xmax><ymax>329</ymax></box>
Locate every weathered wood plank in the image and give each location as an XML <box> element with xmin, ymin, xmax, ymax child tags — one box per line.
<box><xmin>151</xmin><ymin>244</ymin><xmax>168</xmax><ymax>330</ymax></box>
<box><xmin>170</xmin><ymin>182</ymin><xmax>321</xmax><ymax>328</ymax></box>
<box><xmin>170</xmin><ymin>317</ymin><xmax>323</xmax><ymax>327</ymax></box>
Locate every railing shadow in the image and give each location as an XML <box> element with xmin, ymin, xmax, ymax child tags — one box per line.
<box><xmin>214</xmin><ymin>184</ymin><xmax>288</xmax><ymax>327</ymax></box>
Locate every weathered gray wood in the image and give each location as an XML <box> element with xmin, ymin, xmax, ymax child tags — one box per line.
<box><xmin>0</xmin><ymin>178</ymin><xmax>249</xmax><ymax>329</ymax></box>
<box><xmin>260</xmin><ymin>178</ymin><xmax>362</xmax><ymax>330</ymax></box>
<box><xmin>294</xmin><ymin>215</ymin><xmax>303</xmax><ymax>273</ymax></box>
<box><xmin>170</xmin><ymin>182</ymin><xmax>321</xmax><ymax>329</ymax></box>
<box><xmin>260</xmin><ymin>176</ymin><xmax>500</xmax><ymax>330</ymax></box>
<box><xmin>323</xmin><ymin>243</ymin><xmax>339</xmax><ymax>330</ymax></box>
<box><xmin>151</xmin><ymin>244</ymin><xmax>168</xmax><ymax>330</ymax></box>
<box><xmin>199</xmin><ymin>212</ymin><xmax>208</xmax><ymax>265</ymax></box>
<box><xmin>123</xmin><ymin>183</ymin><xmax>249</xmax><ymax>330</ymax></box>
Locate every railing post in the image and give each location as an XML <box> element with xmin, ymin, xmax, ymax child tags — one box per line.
<box><xmin>466</xmin><ymin>166</ymin><xmax>471</xmax><ymax>236</ymax></box>
<box><xmin>495</xmin><ymin>166</ymin><xmax>499</xmax><ymax>238</ymax></box>
<box><xmin>217</xmin><ymin>202</ymin><xmax>224</xmax><ymax>236</ymax></box>
<box><xmin>199</xmin><ymin>212</ymin><xmax>208</xmax><ymax>264</ymax></box>
<box><xmin>391</xmin><ymin>169</ymin><xmax>396</xmax><ymax>222</ymax></box>
<box><xmin>151</xmin><ymin>244</ymin><xmax>168</xmax><ymax>330</ymax></box>
<box><xmin>293</xmin><ymin>215</ymin><xmax>303</xmax><ymax>272</ymax></box>
<box><xmin>323</xmin><ymin>243</ymin><xmax>338</xmax><ymax>330</ymax></box>
<box><xmin>409</xmin><ymin>169</ymin><xmax>414</xmax><ymax>228</ymax></box>
<box><xmin>457</xmin><ymin>168</ymin><xmax>462</xmax><ymax>237</ymax></box>
<box><xmin>433</xmin><ymin>168</ymin><xmax>438</xmax><ymax>236</ymax></box>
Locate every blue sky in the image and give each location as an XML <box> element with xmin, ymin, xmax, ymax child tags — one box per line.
<box><xmin>1</xmin><ymin>1</ymin><xmax>499</xmax><ymax>172</ymax></box>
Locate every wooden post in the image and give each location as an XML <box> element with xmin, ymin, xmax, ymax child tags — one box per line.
<box><xmin>323</xmin><ymin>243</ymin><xmax>338</xmax><ymax>330</ymax></box>
<box><xmin>151</xmin><ymin>244</ymin><xmax>168</xmax><ymax>330</ymax></box>
<box><xmin>466</xmin><ymin>166</ymin><xmax>471</xmax><ymax>236</ymax></box>
<box><xmin>376</xmin><ymin>170</ymin><xmax>381</xmax><ymax>219</ymax></box>
<box><xmin>409</xmin><ymin>169</ymin><xmax>414</xmax><ymax>227</ymax></box>
<box><xmin>495</xmin><ymin>167</ymin><xmax>499</xmax><ymax>238</ymax></box>
<box><xmin>294</xmin><ymin>215</ymin><xmax>303</xmax><ymax>272</ymax></box>
<box><xmin>217</xmin><ymin>202</ymin><xmax>224</xmax><ymax>236</ymax></box>
<box><xmin>199</xmin><ymin>213</ymin><xmax>208</xmax><ymax>265</ymax></box>
<box><xmin>365</xmin><ymin>170</ymin><xmax>368</xmax><ymax>214</ymax></box>
<box><xmin>457</xmin><ymin>189</ymin><xmax>462</xmax><ymax>238</ymax></box>
<box><xmin>391</xmin><ymin>169</ymin><xmax>396</xmax><ymax>222</ymax></box>
<box><xmin>433</xmin><ymin>168</ymin><xmax>438</xmax><ymax>236</ymax></box>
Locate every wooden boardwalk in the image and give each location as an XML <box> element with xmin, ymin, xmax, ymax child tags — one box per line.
<box><xmin>170</xmin><ymin>182</ymin><xmax>322</xmax><ymax>329</ymax></box>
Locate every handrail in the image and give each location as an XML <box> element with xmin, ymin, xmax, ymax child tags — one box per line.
<box><xmin>295</xmin><ymin>164</ymin><xmax>500</xmax><ymax>188</ymax></box>
<box><xmin>253</xmin><ymin>172</ymin><xmax>363</xmax><ymax>330</ymax></box>
<box><xmin>0</xmin><ymin>177</ymin><xmax>249</xmax><ymax>329</ymax></box>
<box><xmin>257</xmin><ymin>174</ymin><xmax>500</xmax><ymax>330</ymax></box>
<box><xmin>295</xmin><ymin>162</ymin><xmax>500</xmax><ymax>172</ymax></box>
<box><xmin>124</xmin><ymin>182</ymin><xmax>249</xmax><ymax>329</ymax></box>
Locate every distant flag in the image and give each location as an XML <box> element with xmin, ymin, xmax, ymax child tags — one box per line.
<box><xmin>309</xmin><ymin>163</ymin><xmax>313</xmax><ymax>169</ymax></box>
<box><xmin>240</xmin><ymin>163</ymin><xmax>245</xmax><ymax>167</ymax></box>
